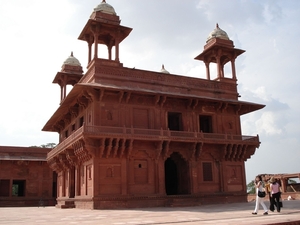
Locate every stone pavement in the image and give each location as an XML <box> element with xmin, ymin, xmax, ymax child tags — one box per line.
<box><xmin>0</xmin><ymin>200</ymin><xmax>299</xmax><ymax>225</ymax></box>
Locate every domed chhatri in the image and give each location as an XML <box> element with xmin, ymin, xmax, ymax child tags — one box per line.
<box><xmin>94</xmin><ymin>0</ymin><xmax>116</xmax><ymax>15</ymax></box>
<box><xmin>206</xmin><ymin>23</ymin><xmax>230</xmax><ymax>43</ymax></box>
<box><xmin>62</xmin><ymin>52</ymin><xmax>81</xmax><ymax>67</ymax></box>
<box><xmin>160</xmin><ymin>64</ymin><xmax>170</xmax><ymax>74</ymax></box>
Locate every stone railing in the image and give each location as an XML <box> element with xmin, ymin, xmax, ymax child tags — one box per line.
<box><xmin>47</xmin><ymin>125</ymin><xmax>259</xmax><ymax>159</ymax></box>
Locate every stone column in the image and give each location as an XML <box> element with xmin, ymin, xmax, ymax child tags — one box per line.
<box><xmin>205</xmin><ymin>62</ymin><xmax>210</xmax><ymax>80</ymax></box>
<box><xmin>231</xmin><ymin>59</ymin><xmax>237</xmax><ymax>80</ymax></box>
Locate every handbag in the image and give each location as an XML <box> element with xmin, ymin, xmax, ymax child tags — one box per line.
<box><xmin>258</xmin><ymin>191</ymin><xmax>266</xmax><ymax>198</ymax></box>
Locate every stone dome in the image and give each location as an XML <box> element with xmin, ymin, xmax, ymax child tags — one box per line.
<box><xmin>206</xmin><ymin>23</ymin><xmax>230</xmax><ymax>43</ymax></box>
<box><xmin>62</xmin><ymin>52</ymin><xmax>81</xmax><ymax>67</ymax></box>
<box><xmin>94</xmin><ymin>0</ymin><xmax>116</xmax><ymax>15</ymax></box>
<box><xmin>160</xmin><ymin>64</ymin><xmax>170</xmax><ymax>74</ymax></box>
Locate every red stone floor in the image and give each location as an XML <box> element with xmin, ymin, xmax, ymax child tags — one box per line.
<box><xmin>0</xmin><ymin>200</ymin><xmax>299</xmax><ymax>225</ymax></box>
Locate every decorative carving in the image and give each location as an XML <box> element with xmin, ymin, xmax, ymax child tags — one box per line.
<box><xmin>65</xmin><ymin>149</ymin><xmax>78</xmax><ymax>166</ymax></box>
<box><xmin>218</xmin><ymin>102</ymin><xmax>228</xmax><ymax>112</ymax></box>
<box><xmin>154</xmin><ymin>95</ymin><xmax>167</xmax><ymax>107</ymax></box>
<box><xmin>187</xmin><ymin>99</ymin><xmax>199</xmax><ymax>109</ymax></box>
<box><xmin>112</xmin><ymin>138</ymin><xmax>120</xmax><ymax>158</ymax></box>
<box><xmin>160</xmin><ymin>96</ymin><xmax>167</xmax><ymax>107</ymax></box>
<box><xmin>99</xmin><ymin>138</ymin><xmax>106</xmax><ymax>158</ymax></box>
<box><xmin>48</xmin><ymin>156</ymin><xmax>64</xmax><ymax>172</ymax></box>
<box><xmin>77</xmin><ymin>96</ymin><xmax>89</xmax><ymax>108</ymax></box>
<box><xmin>73</xmin><ymin>139</ymin><xmax>92</xmax><ymax>163</ymax></box>
<box><xmin>106</xmin><ymin>110</ymin><xmax>113</xmax><ymax>120</ymax></box>
<box><xmin>118</xmin><ymin>91</ymin><xmax>124</xmax><ymax>103</ymax></box>
<box><xmin>162</xmin><ymin>141</ymin><xmax>170</xmax><ymax>159</ymax></box>
<box><xmin>83</xmin><ymin>90</ymin><xmax>94</xmax><ymax>103</ymax></box>
<box><xmin>235</xmin><ymin>104</ymin><xmax>242</xmax><ymax>115</ymax></box>
<box><xmin>154</xmin><ymin>95</ymin><xmax>160</xmax><ymax>106</ymax></box>
<box><xmin>125</xmin><ymin>92</ymin><xmax>131</xmax><ymax>103</ymax></box>
<box><xmin>155</xmin><ymin>141</ymin><xmax>163</xmax><ymax>161</ymax></box>
<box><xmin>56</xmin><ymin>120</ymin><xmax>65</xmax><ymax>130</ymax></box>
<box><xmin>105</xmin><ymin>138</ymin><xmax>113</xmax><ymax>158</ymax></box>
<box><xmin>58</xmin><ymin>153</ymin><xmax>71</xmax><ymax>170</ymax></box>
<box><xmin>84</xmin><ymin>138</ymin><xmax>98</xmax><ymax>157</ymax></box>
<box><xmin>69</xmin><ymin>106</ymin><xmax>79</xmax><ymax>118</ymax></box>
<box><xmin>119</xmin><ymin>139</ymin><xmax>126</xmax><ymax>158</ymax></box>
<box><xmin>126</xmin><ymin>139</ymin><xmax>134</xmax><ymax>159</ymax></box>
<box><xmin>63</xmin><ymin>113</ymin><xmax>72</xmax><ymax>124</ymax></box>
<box><xmin>99</xmin><ymin>89</ymin><xmax>105</xmax><ymax>102</ymax></box>
<box><xmin>195</xmin><ymin>142</ymin><xmax>203</xmax><ymax>161</ymax></box>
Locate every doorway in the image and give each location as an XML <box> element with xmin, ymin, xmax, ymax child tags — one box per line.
<box><xmin>164</xmin><ymin>152</ymin><xmax>190</xmax><ymax>195</ymax></box>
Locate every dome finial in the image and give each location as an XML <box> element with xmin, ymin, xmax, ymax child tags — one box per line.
<box><xmin>206</xmin><ymin>23</ymin><xmax>229</xmax><ymax>42</ymax></box>
<box><xmin>63</xmin><ymin>52</ymin><xmax>81</xmax><ymax>67</ymax></box>
<box><xmin>94</xmin><ymin>0</ymin><xmax>116</xmax><ymax>15</ymax></box>
<box><xmin>160</xmin><ymin>64</ymin><xmax>170</xmax><ymax>74</ymax></box>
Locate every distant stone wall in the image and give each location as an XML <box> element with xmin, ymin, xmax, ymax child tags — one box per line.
<box><xmin>248</xmin><ymin>193</ymin><xmax>300</xmax><ymax>202</ymax></box>
<box><xmin>287</xmin><ymin>183</ymin><xmax>300</xmax><ymax>192</ymax></box>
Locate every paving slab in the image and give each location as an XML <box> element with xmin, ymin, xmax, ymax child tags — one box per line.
<box><xmin>0</xmin><ymin>200</ymin><xmax>299</xmax><ymax>225</ymax></box>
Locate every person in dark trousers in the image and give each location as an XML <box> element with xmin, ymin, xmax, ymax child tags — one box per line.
<box><xmin>269</xmin><ymin>177</ymin><xmax>281</xmax><ymax>212</ymax></box>
<box><xmin>263</xmin><ymin>176</ymin><xmax>275</xmax><ymax>212</ymax></box>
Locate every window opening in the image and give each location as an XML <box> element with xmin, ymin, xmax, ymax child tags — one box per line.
<box><xmin>168</xmin><ymin>112</ymin><xmax>183</xmax><ymax>131</ymax></box>
<box><xmin>199</xmin><ymin>115</ymin><xmax>212</xmax><ymax>133</ymax></box>
<box><xmin>0</xmin><ymin>179</ymin><xmax>10</xmax><ymax>197</ymax></box>
<box><xmin>12</xmin><ymin>180</ymin><xmax>26</xmax><ymax>197</ymax></box>
<box><xmin>79</xmin><ymin>117</ymin><xmax>84</xmax><ymax>127</ymax></box>
<box><xmin>65</xmin><ymin>130</ymin><xmax>69</xmax><ymax>138</ymax></box>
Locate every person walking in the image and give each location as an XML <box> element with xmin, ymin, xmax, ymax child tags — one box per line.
<box><xmin>263</xmin><ymin>176</ymin><xmax>275</xmax><ymax>212</ymax></box>
<box><xmin>252</xmin><ymin>175</ymin><xmax>268</xmax><ymax>215</ymax></box>
<box><xmin>270</xmin><ymin>177</ymin><xmax>282</xmax><ymax>212</ymax></box>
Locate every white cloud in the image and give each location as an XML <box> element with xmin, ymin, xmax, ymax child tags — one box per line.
<box><xmin>256</xmin><ymin>111</ymin><xmax>282</xmax><ymax>135</ymax></box>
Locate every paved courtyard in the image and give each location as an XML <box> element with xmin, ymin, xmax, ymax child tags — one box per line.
<box><xmin>0</xmin><ymin>200</ymin><xmax>299</xmax><ymax>225</ymax></box>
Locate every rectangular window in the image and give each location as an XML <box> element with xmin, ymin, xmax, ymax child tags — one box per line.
<box><xmin>12</xmin><ymin>180</ymin><xmax>26</xmax><ymax>197</ymax></box>
<box><xmin>79</xmin><ymin>117</ymin><xmax>84</xmax><ymax>127</ymax></box>
<box><xmin>65</xmin><ymin>130</ymin><xmax>69</xmax><ymax>138</ymax></box>
<box><xmin>0</xmin><ymin>179</ymin><xmax>10</xmax><ymax>197</ymax></box>
<box><xmin>72</xmin><ymin>124</ymin><xmax>75</xmax><ymax>131</ymax></box>
<box><xmin>199</xmin><ymin>115</ymin><xmax>213</xmax><ymax>133</ymax></box>
<box><xmin>168</xmin><ymin>112</ymin><xmax>183</xmax><ymax>131</ymax></box>
<box><xmin>202</xmin><ymin>162</ymin><xmax>213</xmax><ymax>182</ymax></box>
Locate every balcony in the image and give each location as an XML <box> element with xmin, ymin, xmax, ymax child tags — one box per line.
<box><xmin>47</xmin><ymin>124</ymin><xmax>259</xmax><ymax>159</ymax></box>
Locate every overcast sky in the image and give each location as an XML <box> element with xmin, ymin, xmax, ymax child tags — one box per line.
<box><xmin>0</xmin><ymin>0</ymin><xmax>299</xmax><ymax>183</ymax></box>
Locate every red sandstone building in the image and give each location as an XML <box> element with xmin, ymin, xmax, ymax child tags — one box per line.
<box><xmin>0</xmin><ymin>146</ymin><xmax>56</xmax><ymax>207</ymax></box>
<box><xmin>43</xmin><ymin>1</ymin><xmax>265</xmax><ymax>209</ymax></box>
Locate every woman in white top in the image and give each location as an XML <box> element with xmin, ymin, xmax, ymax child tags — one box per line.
<box><xmin>252</xmin><ymin>175</ymin><xmax>268</xmax><ymax>215</ymax></box>
<box><xmin>269</xmin><ymin>177</ymin><xmax>281</xmax><ymax>212</ymax></box>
